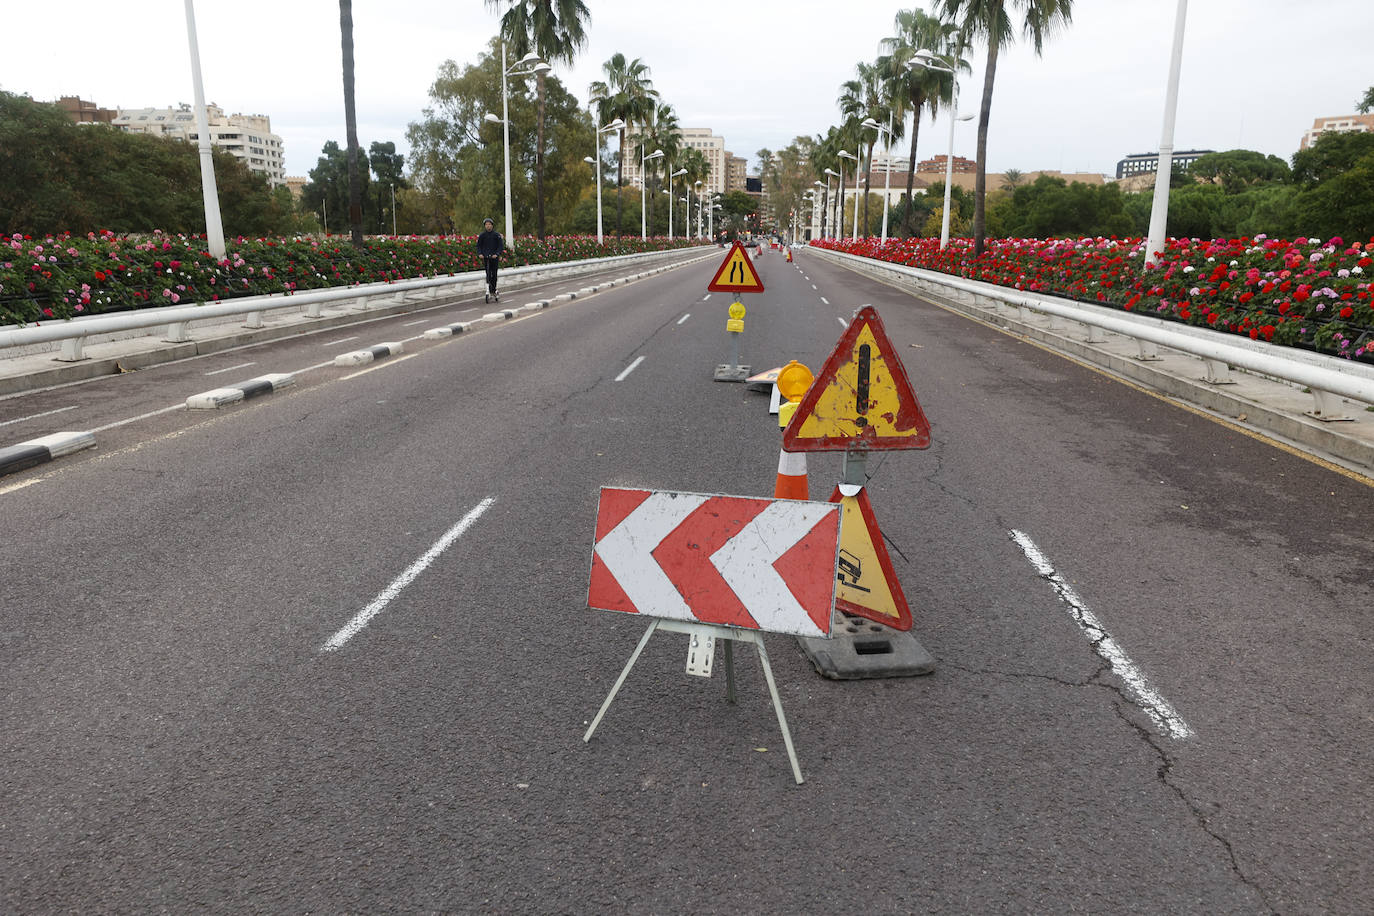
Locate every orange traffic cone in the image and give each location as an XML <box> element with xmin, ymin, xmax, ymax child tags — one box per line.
<box><xmin>774</xmin><ymin>446</ymin><xmax>809</xmax><ymax>500</ymax></box>
<box><xmin>774</xmin><ymin>400</ymin><xmax>808</xmax><ymax>499</ymax></box>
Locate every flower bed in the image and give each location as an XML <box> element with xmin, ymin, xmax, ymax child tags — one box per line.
<box><xmin>813</xmin><ymin>235</ymin><xmax>1374</xmax><ymax>361</ymax></box>
<box><xmin>1</xmin><ymin>232</ymin><xmax>701</xmax><ymax>326</ymax></box>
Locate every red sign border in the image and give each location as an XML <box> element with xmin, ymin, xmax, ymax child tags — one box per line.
<box><xmin>782</xmin><ymin>305</ymin><xmax>931</xmax><ymax>452</ymax></box>
<box><xmin>707</xmin><ymin>241</ymin><xmax>765</xmax><ymax>294</ymax></box>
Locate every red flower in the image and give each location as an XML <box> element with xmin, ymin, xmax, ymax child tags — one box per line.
<box><xmin>1340</xmin><ymin>306</ymin><xmax>1354</xmax><ymax>319</ymax></box>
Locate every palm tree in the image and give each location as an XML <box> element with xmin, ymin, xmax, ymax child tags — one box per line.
<box><xmin>838</xmin><ymin>61</ymin><xmax>891</xmax><ymax>237</ymax></box>
<box><xmin>938</xmin><ymin>0</ymin><xmax>1074</xmax><ymax>256</ymax></box>
<box><xmin>589</xmin><ymin>54</ymin><xmax>658</xmax><ymax>239</ymax></box>
<box><xmin>486</xmin><ymin>0</ymin><xmax>590</xmax><ymax>240</ymax></box>
<box><xmin>881</xmin><ymin>8</ymin><xmax>964</xmax><ymax>235</ymax></box>
<box><xmin>339</xmin><ymin>0</ymin><xmax>363</xmax><ymax>246</ymax></box>
<box><xmin>1000</xmin><ymin>167</ymin><xmax>1025</xmax><ymax>190</ymax></box>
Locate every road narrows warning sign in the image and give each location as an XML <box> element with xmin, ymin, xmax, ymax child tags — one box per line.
<box><xmin>783</xmin><ymin>306</ymin><xmax>930</xmax><ymax>452</ymax></box>
<box><xmin>707</xmin><ymin>241</ymin><xmax>765</xmax><ymax>294</ymax></box>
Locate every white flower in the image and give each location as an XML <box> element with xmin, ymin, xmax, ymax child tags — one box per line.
<box><xmin>1182</xmin><ymin>265</ymin><xmax>1195</xmax><ymax>273</ymax></box>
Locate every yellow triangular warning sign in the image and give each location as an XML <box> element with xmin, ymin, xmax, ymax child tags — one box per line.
<box><xmin>707</xmin><ymin>241</ymin><xmax>765</xmax><ymax>293</ymax></box>
<box><xmin>829</xmin><ymin>485</ymin><xmax>911</xmax><ymax>630</ymax></box>
<box><xmin>783</xmin><ymin>305</ymin><xmax>930</xmax><ymax>452</ymax></box>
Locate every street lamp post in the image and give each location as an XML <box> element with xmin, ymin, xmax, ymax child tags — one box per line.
<box><xmin>822</xmin><ymin>170</ymin><xmax>837</xmax><ymax>238</ymax></box>
<box><xmin>485</xmin><ymin>45</ymin><xmax>550</xmax><ymax>248</ymax></box>
<box><xmin>909</xmin><ymin>51</ymin><xmax>971</xmax><ymax>250</ymax></box>
<box><xmin>669</xmin><ymin>167</ymin><xmax>687</xmax><ymax>240</ymax></box>
<box><xmin>862</xmin><ymin>115</ymin><xmax>896</xmax><ymax>243</ymax></box>
<box><xmin>390</xmin><ymin>183</ymin><xmax>396</xmax><ymax>236</ymax></box>
<box><xmin>641</xmin><ymin>147</ymin><xmax>663</xmax><ymax>239</ymax></box>
<box><xmin>694</xmin><ymin>180</ymin><xmax>703</xmax><ymax>239</ymax></box>
<box><xmin>1145</xmin><ymin>0</ymin><xmax>1189</xmax><ymax>268</ymax></box>
<box><xmin>837</xmin><ymin>150</ymin><xmax>856</xmax><ymax>242</ymax></box>
<box><xmin>582</xmin><ymin>117</ymin><xmax>625</xmax><ymax>245</ymax></box>
<box><xmin>182</xmin><ymin>0</ymin><xmax>224</xmax><ymax>259</ymax></box>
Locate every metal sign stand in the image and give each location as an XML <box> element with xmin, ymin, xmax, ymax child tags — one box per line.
<box><xmin>583</xmin><ymin>618</ymin><xmax>805</xmax><ymax>784</ymax></box>
<box><xmin>714</xmin><ymin>295</ymin><xmax>750</xmax><ymax>382</ymax></box>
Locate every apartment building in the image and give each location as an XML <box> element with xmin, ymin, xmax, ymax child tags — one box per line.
<box><xmin>112</xmin><ymin>104</ymin><xmax>287</xmax><ymax>187</ymax></box>
<box><xmin>1300</xmin><ymin>113</ymin><xmax>1374</xmax><ymax>150</ymax></box>
<box><xmin>1115</xmin><ymin>149</ymin><xmax>1213</xmax><ymax>179</ymax></box>
<box><xmin>620</xmin><ymin>126</ymin><xmax>729</xmax><ymax>196</ymax></box>
<box><xmin>725</xmin><ymin>153</ymin><xmax>748</xmax><ymax>193</ymax></box>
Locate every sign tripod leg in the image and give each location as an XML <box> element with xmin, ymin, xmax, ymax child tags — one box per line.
<box><xmin>584</xmin><ymin>619</ymin><xmax>660</xmax><ymax>743</ymax></box>
<box><xmin>583</xmin><ymin>620</ymin><xmax>804</xmax><ymax>784</ymax></box>
<box><xmin>724</xmin><ymin>640</ymin><xmax>736</xmax><ymax>705</ymax></box>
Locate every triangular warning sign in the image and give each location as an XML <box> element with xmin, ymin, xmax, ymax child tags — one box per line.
<box><xmin>707</xmin><ymin>241</ymin><xmax>765</xmax><ymax>293</ymax></box>
<box><xmin>829</xmin><ymin>485</ymin><xmax>912</xmax><ymax>631</ymax></box>
<box><xmin>782</xmin><ymin>305</ymin><xmax>930</xmax><ymax>452</ymax></box>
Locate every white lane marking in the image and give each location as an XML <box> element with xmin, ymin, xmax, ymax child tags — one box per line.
<box><xmin>677</xmin><ymin>313</ymin><xmax>690</xmax><ymax>325</ymax></box>
<box><xmin>702</xmin><ymin>294</ymin><xmax>711</xmax><ymax>301</ymax></box>
<box><xmin>204</xmin><ymin>362</ymin><xmax>257</xmax><ymax>377</ymax></box>
<box><xmin>811</xmin><ymin>284</ymin><xmax>818</xmax><ymax>290</ymax></box>
<box><xmin>615</xmin><ymin>356</ymin><xmax>646</xmax><ymax>382</ymax></box>
<box><xmin>1010</xmin><ymin>530</ymin><xmax>1194</xmax><ymax>740</ymax></box>
<box><xmin>0</xmin><ymin>478</ymin><xmax>41</xmax><ymax>496</ymax></box>
<box><xmin>0</xmin><ymin>405</ymin><xmax>77</xmax><ymax>428</ymax></box>
<box><xmin>324</xmin><ymin>336</ymin><xmax>359</xmax><ymax>347</ymax></box>
<box><xmin>92</xmin><ymin>403</ymin><xmax>185</xmax><ymax>433</ymax></box>
<box><xmin>837</xmin><ymin>317</ymin><xmax>847</xmax><ymax>327</ymax></box>
<box><xmin>341</xmin><ymin>352</ymin><xmax>419</xmax><ymax>380</ymax></box>
<box><xmin>820</xmin><ymin>297</ymin><xmax>830</xmax><ymax>305</ymax></box>
<box><xmin>323</xmin><ymin>497</ymin><xmax>495</xmax><ymax>652</ymax></box>
<box><xmin>403</xmin><ymin>319</ymin><xmax>428</xmax><ymax>326</ymax></box>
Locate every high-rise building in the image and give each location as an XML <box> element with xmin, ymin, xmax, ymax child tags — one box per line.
<box><xmin>678</xmin><ymin>128</ymin><xmax>727</xmax><ymax>195</ymax></box>
<box><xmin>725</xmin><ymin>153</ymin><xmax>748</xmax><ymax>193</ymax></box>
<box><xmin>112</xmin><ymin>104</ymin><xmax>286</xmax><ymax>187</ymax></box>
<box><xmin>1300</xmin><ymin>113</ymin><xmax>1374</xmax><ymax>150</ymax></box>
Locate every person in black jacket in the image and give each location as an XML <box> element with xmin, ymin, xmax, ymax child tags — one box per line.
<box><xmin>476</xmin><ymin>218</ymin><xmax>504</xmax><ymax>302</ymax></box>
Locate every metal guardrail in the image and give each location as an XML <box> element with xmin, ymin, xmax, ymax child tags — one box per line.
<box><xmin>814</xmin><ymin>247</ymin><xmax>1374</xmax><ymax>418</ymax></box>
<box><xmin>0</xmin><ymin>246</ymin><xmax>708</xmax><ymax>361</ymax></box>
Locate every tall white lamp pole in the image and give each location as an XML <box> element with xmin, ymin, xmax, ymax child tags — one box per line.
<box><xmin>1145</xmin><ymin>0</ymin><xmax>1189</xmax><ymax>268</ymax></box>
<box><xmin>183</xmin><ymin>0</ymin><xmax>224</xmax><ymax>259</ymax></box>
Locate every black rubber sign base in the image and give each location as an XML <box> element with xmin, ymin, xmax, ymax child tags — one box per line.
<box><xmin>798</xmin><ymin>614</ymin><xmax>936</xmax><ymax>680</ymax></box>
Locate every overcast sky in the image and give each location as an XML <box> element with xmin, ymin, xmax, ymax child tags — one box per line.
<box><xmin>1</xmin><ymin>0</ymin><xmax>1368</xmax><ymax>181</ymax></box>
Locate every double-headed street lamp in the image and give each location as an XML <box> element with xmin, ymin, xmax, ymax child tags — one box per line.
<box><xmin>641</xmin><ymin>147</ymin><xmax>664</xmax><ymax>239</ymax></box>
<box><xmin>582</xmin><ymin>117</ymin><xmax>625</xmax><ymax>245</ymax></box>
<box><xmin>822</xmin><ymin>169</ymin><xmax>839</xmax><ymax>238</ymax></box>
<box><xmin>694</xmin><ymin>180</ymin><xmax>704</xmax><ymax>239</ymax></box>
<box><xmin>836</xmin><ymin>150</ymin><xmax>857</xmax><ymax>241</ymax></box>
<box><xmin>668</xmin><ymin>167</ymin><xmax>687</xmax><ymax>240</ymax></box>
<box><xmin>861</xmin><ymin>115</ymin><xmax>896</xmax><ymax>243</ymax></box>
<box><xmin>908</xmin><ymin>50</ymin><xmax>971</xmax><ymax>251</ymax></box>
<box><xmin>484</xmin><ymin>46</ymin><xmax>551</xmax><ymax>246</ymax></box>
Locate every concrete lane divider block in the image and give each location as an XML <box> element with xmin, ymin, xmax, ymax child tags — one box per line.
<box><xmin>0</xmin><ymin>430</ymin><xmax>96</xmax><ymax>477</ymax></box>
<box><xmin>333</xmin><ymin>342</ymin><xmax>404</xmax><ymax>367</ymax></box>
<box><xmin>187</xmin><ymin>373</ymin><xmax>295</xmax><ymax>409</ymax></box>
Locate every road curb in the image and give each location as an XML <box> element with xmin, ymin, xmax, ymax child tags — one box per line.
<box><xmin>187</xmin><ymin>373</ymin><xmax>296</xmax><ymax>409</ymax></box>
<box><xmin>0</xmin><ymin>430</ymin><xmax>96</xmax><ymax>478</ymax></box>
<box><xmin>333</xmin><ymin>342</ymin><xmax>404</xmax><ymax>367</ymax></box>
<box><xmin>815</xmin><ymin>247</ymin><xmax>1374</xmax><ymax>475</ymax></box>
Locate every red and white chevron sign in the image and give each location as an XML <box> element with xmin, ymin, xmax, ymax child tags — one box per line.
<box><xmin>588</xmin><ymin>488</ymin><xmax>842</xmax><ymax>638</ymax></box>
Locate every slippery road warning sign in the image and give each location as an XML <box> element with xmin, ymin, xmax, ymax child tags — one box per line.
<box><xmin>707</xmin><ymin>241</ymin><xmax>765</xmax><ymax>294</ymax></box>
<box><xmin>828</xmin><ymin>485</ymin><xmax>912</xmax><ymax>630</ymax></box>
<box><xmin>783</xmin><ymin>305</ymin><xmax>930</xmax><ymax>452</ymax></box>
<box><xmin>588</xmin><ymin>487</ymin><xmax>841</xmax><ymax>638</ymax></box>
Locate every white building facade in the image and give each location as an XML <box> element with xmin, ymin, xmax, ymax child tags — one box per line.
<box><xmin>112</xmin><ymin>104</ymin><xmax>287</xmax><ymax>187</ymax></box>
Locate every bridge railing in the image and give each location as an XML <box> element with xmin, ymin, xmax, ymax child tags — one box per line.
<box><xmin>0</xmin><ymin>246</ymin><xmax>706</xmax><ymax>361</ymax></box>
<box><xmin>813</xmin><ymin>246</ymin><xmax>1374</xmax><ymax>418</ymax></box>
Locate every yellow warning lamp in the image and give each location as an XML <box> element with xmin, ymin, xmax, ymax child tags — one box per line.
<box><xmin>776</xmin><ymin>360</ymin><xmax>813</xmax><ymax>428</ymax></box>
<box><xmin>728</xmin><ymin>301</ymin><xmax>746</xmax><ymax>320</ymax></box>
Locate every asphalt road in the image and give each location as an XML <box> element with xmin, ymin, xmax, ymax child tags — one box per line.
<box><xmin>2</xmin><ymin>245</ymin><xmax>1371</xmax><ymax>913</ymax></box>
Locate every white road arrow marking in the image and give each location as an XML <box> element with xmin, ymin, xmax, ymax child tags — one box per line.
<box><xmin>710</xmin><ymin>501</ymin><xmax>835</xmax><ymax>637</ymax></box>
<box><xmin>595</xmin><ymin>492</ymin><xmax>708</xmax><ymax>621</ymax></box>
